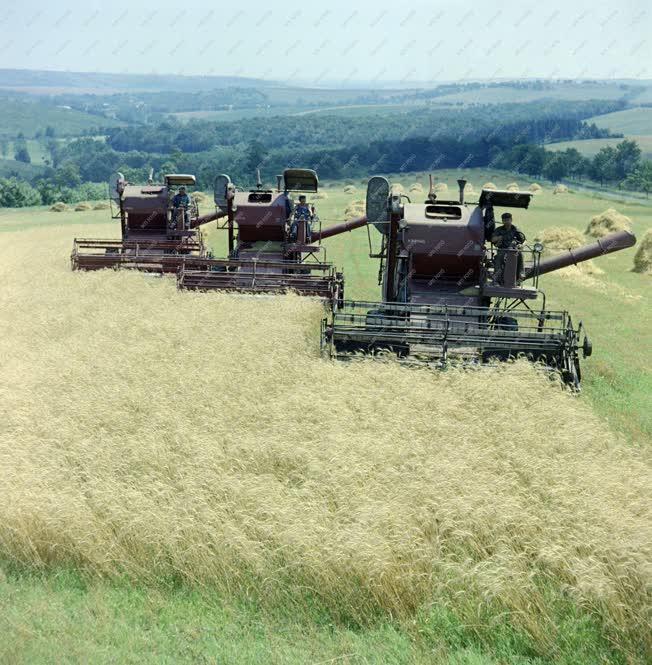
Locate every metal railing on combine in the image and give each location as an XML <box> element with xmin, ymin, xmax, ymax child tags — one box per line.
<box><xmin>178</xmin><ymin>257</ymin><xmax>342</xmax><ymax>299</ymax></box>
<box><xmin>71</xmin><ymin>238</ymin><xmax>204</xmax><ymax>271</ymax></box>
<box><xmin>324</xmin><ymin>300</ymin><xmax>579</xmax><ymax>364</ymax></box>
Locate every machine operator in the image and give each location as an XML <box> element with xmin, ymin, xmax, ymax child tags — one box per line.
<box><xmin>171</xmin><ymin>186</ymin><xmax>191</xmax><ymax>230</ymax></box>
<box><xmin>491</xmin><ymin>212</ymin><xmax>526</xmax><ymax>284</ymax></box>
<box><xmin>289</xmin><ymin>194</ymin><xmax>313</xmax><ymax>243</ymax></box>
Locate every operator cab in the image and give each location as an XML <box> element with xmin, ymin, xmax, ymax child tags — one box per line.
<box><xmin>283</xmin><ymin>169</ymin><xmax>321</xmax><ymax>257</ymax></box>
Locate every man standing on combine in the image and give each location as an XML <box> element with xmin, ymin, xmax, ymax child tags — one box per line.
<box><xmin>289</xmin><ymin>194</ymin><xmax>313</xmax><ymax>243</ymax></box>
<box><xmin>171</xmin><ymin>185</ymin><xmax>191</xmax><ymax>230</ymax></box>
<box><xmin>491</xmin><ymin>212</ymin><xmax>526</xmax><ymax>284</ymax></box>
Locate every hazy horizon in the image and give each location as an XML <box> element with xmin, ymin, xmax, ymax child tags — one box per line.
<box><xmin>3</xmin><ymin>0</ymin><xmax>650</xmax><ymax>85</ymax></box>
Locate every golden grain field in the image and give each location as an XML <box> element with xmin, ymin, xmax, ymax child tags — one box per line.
<box><xmin>0</xmin><ymin>225</ymin><xmax>650</xmax><ymax>653</ymax></box>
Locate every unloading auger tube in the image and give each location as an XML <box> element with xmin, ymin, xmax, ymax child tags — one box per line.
<box><xmin>322</xmin><ymin>175</ymin><xmax>638</xmax><ymax>389</ymax></box>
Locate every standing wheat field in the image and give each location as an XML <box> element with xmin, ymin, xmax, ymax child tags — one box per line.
<box><xmin>0</xmin><ymin>225</ymin><xmax>650</xmax><ymax>661</ymax></box>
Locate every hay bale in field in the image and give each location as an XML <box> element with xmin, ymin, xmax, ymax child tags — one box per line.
<box><xmin>632</xmin><ymin>229</ymin><xmax>652</xmax><ymax>274</ymax></box>
<box><xmin>49</xmin><ymin>202</ymin><xmax>68</xmax><ymax>212</ymax></box>
<box><xmin>191</xmin><ymin>191</ymin><xmax>207</xmax><ymax>202</ymax></box>
<box><xmin>344</xmin><ymin>208</ymin><xmax>364</xmax><ymax>221</ymax></box>
<box><xmin>553</xmin><ymin>184</ymin><xmax>568</xmax><ymax>194</ymax></box>
<box><xmin>529</xmin><ymin>183</ymin><xmax>543</xmax><ymax>194</ymax></box>
<box><xmin>585</xmin><ymin>208</ymin><xmax>632</xmax><ymax>238</ymax></box>
<box><xmin>535</xmin><ymin>227</ymin><xmax>585</xmax><ymax>251</ymax></box>
<box><xmin>343</xmin><ymin>185</ymin><xmax>356</xmax><ymax>194</ymax></box>
<box><xmin>312</xmin><ymin>192</ymin><xmax>328</xmax><ymax>200</ymax></box>
<box><xmin>92</xmin><ymin>202</ymin><xmax>110</xmax><ymax>210</ymax></box>
<box><xmin>483</xmin><ymin>182</ymin><xmax>497</xmax><ymax>190</ymax></box>
<box><xmin>409</xmin><ymin>183</ymin><xmax>423</xmax><ymax>193</ymax></box>
<box><xmin>344</xmin><ymin>199</ymin><xmax>365</xmax><ymax>220</ymax></box>
<box><xmin>434</xmin><ymin>182</ymin><xmax>448</xmax><ymax>193</ymax></box>
<box><xmin>506</xmin><ymin>182</ymin><xmax>519</xmax><ymax>191</ymax></box>
<box><xmin>391</xmin><ymin>183</ymin><xmax>404</xmax><ymax>194</ymax></box>
<box><xmin>74</xmin><ymin>202</ymin><xmax>92</xmax><ymax>211</ymax></box>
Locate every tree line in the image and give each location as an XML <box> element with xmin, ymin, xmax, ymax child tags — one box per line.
<box><xmin>4</xmin><ymin>99</ymin><xmax>647</xmax><ymax>206</ymax></box>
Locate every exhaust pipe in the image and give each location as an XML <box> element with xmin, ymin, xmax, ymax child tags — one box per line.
<box><xmin>276</xmin><ymin>174</ymin><xmax>283</xmax><ymax>192</ymax></box>
<box><xmin>457</xmin><ymin>178</ymin><xmax>467</xmax><ymax>205</ymax></box>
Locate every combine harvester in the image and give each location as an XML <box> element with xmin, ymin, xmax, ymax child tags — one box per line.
<box><xmin>176</xmin><ymin>168</ymin><xmax>365</xmax><ymax>300</ymax></box>
<box><xmin>71</xmin><ymin>173</ymin><xmax>222</xmax><ymax>273</ymax></box>
<box><xmin>322</xmin><ymin>177</ymin><xmax>636</xmax><ymax>389</ymax></box>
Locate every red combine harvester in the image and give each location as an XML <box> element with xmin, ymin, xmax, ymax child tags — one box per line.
<box><xmin>177</xmin><ymin>168</ymin><xmax>354</xmax><ymax>299</ymax></box>
<box><xmin>71</xmin><ymin>173</ymin><xmax>223</xmax><ymax>272</ymax></box>
<box><xmin>322</xmin><ymin>176</ymin><xmax>636</xmax><ymax>389</ymax></box>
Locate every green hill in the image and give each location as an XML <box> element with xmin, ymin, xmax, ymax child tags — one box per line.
<box><xmin>587</xmin><ymin>107</ymin><xmax>652</xmax><ymax>135</ymax></box>
<box><xmin>0</xmin><ymin>99</ymin><xmax>123</xmax><ymax>138</ymax></box>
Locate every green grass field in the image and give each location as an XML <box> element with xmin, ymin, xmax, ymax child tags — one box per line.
<box><xmin>587</xmin><ymin>107</ymin><xmax>652</xmax><ymax>135</ymax></box>
<box><xmin>1</xmin><ymin>172</ymin><xmax>650</xmax><ymax>664</ymax></box>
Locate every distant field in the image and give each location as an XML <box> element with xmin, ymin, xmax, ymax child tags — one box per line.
<box><xmin>172</xmin><ymin>106</ymin><xmax>302</xmax><ymax>122</ymax></box>
<box><xmin>430</xmin><ymin>82</ymin><xmax>646</xmax><ymax>105</ymax></box>
<box><xmin>548</xmin><ymin>135</ymin><xmax>652</xmax><ymax>161</ymax></box>
<box><xmin>173</xmin><ymin>102</ymin><xmax>427</xmax><ymax>122</ymax></box>
<box><xmin>291</xmin><ymin>103</ymin><xmax>429</xmax><ymax>117</ymax></box>
<box><xmin>587</xmin><ymin>106</ymin><xmax>652</xmax><ymax>134</ymax></box>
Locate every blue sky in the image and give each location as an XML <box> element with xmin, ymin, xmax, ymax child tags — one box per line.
<box><xmin>2</xmin><ymin>0</ymin><xmax>651</xmax><ymax>84</ymax></box>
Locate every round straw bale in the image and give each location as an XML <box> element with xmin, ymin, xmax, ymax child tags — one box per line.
<box><xmin>434</xmin><ymin>183</ymin><xmax>448</xmax><ymax>193</ymax></box>
<box><xmin>343</xmin><ymin>185</ymin><xmax>356</xmax><ymax>194</ymax></box>
<box><xmin>506</xmin><ymin>182</ymin><xmax>519</xmax><ymax>191</ymax></box>
<box><xmin>483</xmin><ymin>182</ymin><xmax>497</xmax><ymax>190</ymax></box>
<box><xmin>92</xmin><ymin>202</ymin><xmax>110</xmax><ymax>210</ymax></box>
<box><xmin>74</xmin><ymin>202</ymin><xmax>92</xmax><ymax>211</ymax></box>
<box><xmin>49</xmin><ymin>202</ymin><xmax>68</xmax><ymax>212</ymax></box>
<box><xmin>529</xmin><ymin>183</ymin><xmax>543</xmax><ymax>194</ymax></box>
<box><xmin>553</xmin><ymin>184</ymin><xmax>568</xmax><ymax>194</ymax></box>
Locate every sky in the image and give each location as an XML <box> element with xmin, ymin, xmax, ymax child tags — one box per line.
<box><xmin>2</xmin><ymin>0</ymin><xmax>651</xmax><ymax>85</ymax></box>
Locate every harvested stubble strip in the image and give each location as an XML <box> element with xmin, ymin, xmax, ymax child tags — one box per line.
<box><xmin>0</xmin><ymin>226</ymin><xmax>649</xmax><ymax>656</ymax></box>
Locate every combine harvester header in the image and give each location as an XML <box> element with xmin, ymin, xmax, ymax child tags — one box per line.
<box><xmin>322</xmin><ymin>176</ymin><xmax>636</xmax><ymax>389</ymax></box>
